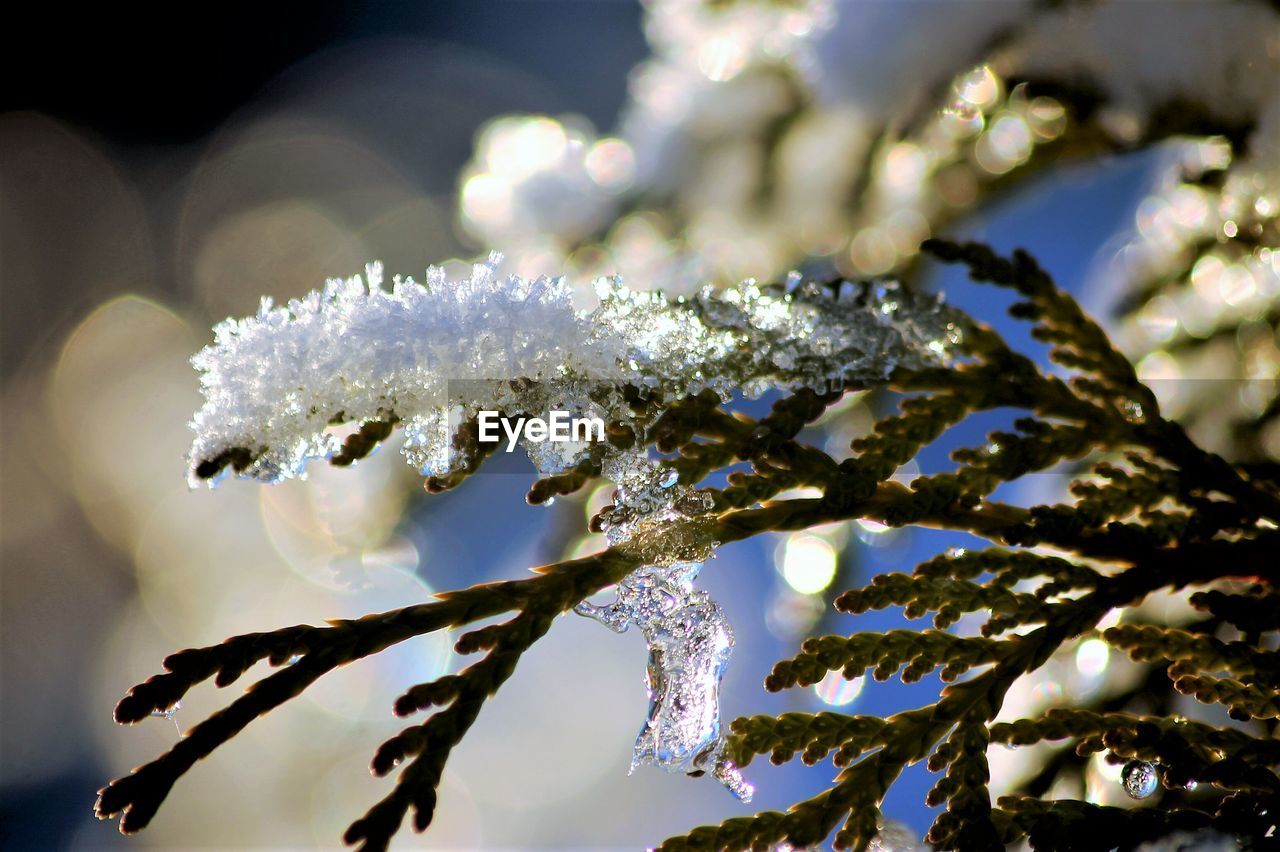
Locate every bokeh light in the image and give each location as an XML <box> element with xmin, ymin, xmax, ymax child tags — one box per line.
<box><xmin>776</xmin><ymin>532</ymin><xmax>838</xmax><ymax>595</ymax></box>
<box><xmin>813</xmin><ymin>669</ymin><xmax>864</xmax><ymax>707</ymax></box>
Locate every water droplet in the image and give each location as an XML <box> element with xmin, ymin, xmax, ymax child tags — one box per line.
<box><xmin>151</xmin><ymin>701</ymin><xmax>182</xmax><ymax>735</ymax></box>
<box><xmin>1121</xmin><ymin>760</ymin><xmax>1159</xmax><ymax>799</ymax></box>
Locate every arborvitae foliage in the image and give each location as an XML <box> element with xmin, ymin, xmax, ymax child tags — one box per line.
<box><xmin>97</xmin><ymin>241</ymin><xmax>1280</xmax><ymax>851</ymax></box>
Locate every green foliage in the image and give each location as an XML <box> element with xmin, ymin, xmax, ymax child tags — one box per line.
<box><xmin>97</xmin><ymin>242</ymin><xmax>1280</xmax><ymax>851</ymax></box>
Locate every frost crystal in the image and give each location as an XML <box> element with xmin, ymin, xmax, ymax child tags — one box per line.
<box><xmin>188</xmin><ymin>255</ymin><xmax>963</xmax><ymax>485</ymax></box>
<box><xmin>189</xmin><ymin>254</ymin><xmax>617</xmax><ymax>484</ymax></box>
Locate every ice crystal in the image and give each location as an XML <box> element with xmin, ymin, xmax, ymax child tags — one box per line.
<box><xmin>597</xmin><ymin>453</ymin><xmax>715</xmax><ymax>552</ymax></box>
<box><xmin>188</xmin><ymin>255</ymin><xmax>962</xmax><ymax>486</ymax></box>
<box><xmin>578</xmin><ymin>441</ymin><xmax>742</xmax><ymax>799</ymax></box>
<box><xmin>574</xmin><ymin>562</ymin><xmax>752</xmax><ymax>802</ymax></box>
<box><xmin>576</xmin><ymin>447</ymin><xmax>745</xmax><ymax>797</ymax></box>
<box><xmin>189</xmin><ymin>254</ymin><xmax>618</xmax><ymax>484</ymax></box>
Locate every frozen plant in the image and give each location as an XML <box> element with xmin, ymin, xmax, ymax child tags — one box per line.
<box><xmin>97</xmin><ymin>0</ymin><xmax>1280</xmax><ymax>849</ymax></box>
<box><xmin>187</xmin><ymin>255</ymin><xmax>962</xmax><ymax>486</ymax></box>
<box><xmin>98</xmin><ymin>241</ymin><xmax>1280</xmax><ymax>851</ymax></box>
<box><xmin>181</xmin><ymin>251</ymin><xmax>960</xmax><ymax>804</ymax></box>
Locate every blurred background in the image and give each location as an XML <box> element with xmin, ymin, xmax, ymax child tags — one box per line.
<box><xmin>3</xmin><ymin>1</ymin><xmax>1277</xmax><ymax>849</ymax></box>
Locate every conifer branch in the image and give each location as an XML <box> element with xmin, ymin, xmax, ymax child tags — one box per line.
<box><xmin>99</xmin><ymin>243</ymin><xmax>1280</xmax><ymax>850</ymax></box>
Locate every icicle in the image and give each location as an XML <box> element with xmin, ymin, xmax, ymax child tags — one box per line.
<box><xmin>573</xmin><ymin>442</ymin><xmax>751</xmax><ymax>799</ymax></box>
<box><xmin>575</xmin><ymin>562</ymin><xmax>752</xmax><ymax>802</ymax></box>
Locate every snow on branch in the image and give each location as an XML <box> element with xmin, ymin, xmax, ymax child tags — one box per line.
<box><xmin>188</xmin><ymin>256</ymin><xmax>965</xmax><ymax>486</ymax></box>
